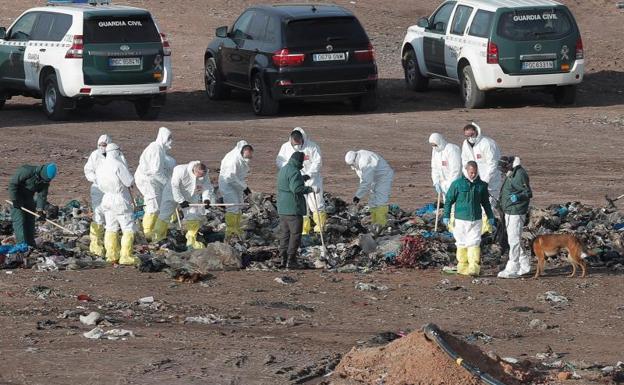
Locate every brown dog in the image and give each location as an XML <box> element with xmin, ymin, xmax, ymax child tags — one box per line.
<box><xmin>532</xmin><ymin>234</ymin><xmax>591</xmax><ymax>278</ymax></box>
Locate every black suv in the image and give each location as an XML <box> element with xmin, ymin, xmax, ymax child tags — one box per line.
<box><xmin>204</xmin><ymin>4</ymin><xmax>378</xmax><ymax>115</ymax></box>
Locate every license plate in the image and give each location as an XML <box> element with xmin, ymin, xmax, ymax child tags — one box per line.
<box><xmin>109</xmin><ymin>57</ymin><xmax>141</xmax><ymax>67</ymax></box>
<box><xmin>313</xmin><ymin>53</ymin><xmax>346</xmax><ymax>62</ymax></box>
<box><xmin>522</xmin><ymin>61</ymin><xmax>554</xmax><ymax>70</ymax></box>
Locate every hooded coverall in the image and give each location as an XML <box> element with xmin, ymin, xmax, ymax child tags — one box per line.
<box><xmin>276</xmin><ymin>127</ymin><xmax>325</xmax><ymax>234</ymax></box>
<box><xmin>429</xmin><ymin>133</ymin><xmax>462</xmax><ymax>199</ymax></box>
<box><xmin>84</xmin><ymin>134</ymin><xmax>112</xmax><ymax>256</ymax></box>
<box><xmin>219</xmin><ymin>140</ymin><xmax>251</xmax><ymax>239</ymax></box>
<box><xmin>8</xmin><ymin>165</ymin><xmax>53</xmax><ymax>246</ymax></box>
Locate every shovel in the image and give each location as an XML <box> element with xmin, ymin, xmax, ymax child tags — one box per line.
<box><xmin>5</xmin><ymin>200</ymin><xmax>79</xmax><ymax>236</ymax></box>
<box><xmin>434</xmin><ymin>192</ymin><xmax>442</xmax><ymax>232</ymax></box>
<box><xmin>311</xmin><ymin>192</ymin><xmax>328</xmax><ymax>259</ymax></box>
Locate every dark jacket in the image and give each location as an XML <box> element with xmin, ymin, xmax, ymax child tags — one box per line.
<box><xmin>499</xmin><ymin>158</ymin><xmax>532</xmax><ymax>215</ymax></box>
<box><xmin>8</xmin><ymin>165</ymin><xmax>51</xmax><ymax>210</ymax></box>
<box><xmin>444</xmin><ymin>175</ymin><xmax>494</xmax><ymax>221</ymax></box>
<box><xmin>277</xmin><ymin>153</ymin><xmax>312</xmax><ymax>216</ymax></box>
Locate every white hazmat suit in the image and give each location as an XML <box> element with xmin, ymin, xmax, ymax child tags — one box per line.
<box><xmin>95</xmin><ymin>143</ymin><xmax>137</xmax><ymax>265</ymax></box>
<box><xmin>429</xmin><ymin>133</ymin><xmax>462</xmax><ymax>198</ymax></box>
<box><xmin>135</xmin><ymin>127</ymin><xmax>175</xmax><ymax>240</ymax></box>
<box><xmin>345</xmin><ymin>150</ymin><xmax>394</xmax><ymax>226</ymax></box>
<box><xmin>219</xmin><ymin>141</ymin><xmax>251</xmax><ymax>239</ymax></box>
<box><xmin>156</xmin><ymin>161</ymin><xmax>216</xmax><ymax>248</ymax></box>
<box><xmin>276</xmin><ymin>127</ymin><xmax>325</xmax><ymax>234</ymax></box>
<box><xmin>84</xmin><ymin>134</ymin><xmax>110</xmax><ymax>257</ymax></box>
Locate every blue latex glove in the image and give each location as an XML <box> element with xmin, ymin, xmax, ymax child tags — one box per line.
<box><xmin>510</xmin><ymin>194</ymin><xmax>518</xmax><ymax>203</ymax></box>
<box><xmin>488</xmin><ymin>218</ymin><xmax>496</xmax><ymax>227</ymax></box>
<box><xmin>442</xmin><ymin>218</ymin><xmax>450</xmax><ymax>226</ymax></box>
<box><xmin>434</xmin><ymin>184</ymin><xmax>442</xmax><ymax>194</ymax></box>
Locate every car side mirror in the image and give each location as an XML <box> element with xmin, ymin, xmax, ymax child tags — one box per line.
<box><xmin>417</xmin><ymin>17</ymin><xmax>430</xmax><ymax>29</ymax></box>
<box><xmin>216</xmin><ymin>26</ymin><xmax>228</xmax><ymax>38</ymax></box>
<box><xmin>0</xmin><ymin>27</ymin><xmax>6</xmax><ymax>40</ymax></box>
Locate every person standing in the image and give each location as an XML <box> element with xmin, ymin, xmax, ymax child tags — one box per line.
<box><xmin>276</xmin><ymin>128</ymin><xmax>325</xmax><ymax>236</ymax></box>
<box><xmin>8</xmin><ymin>163</ymin><xmax>57</xmax><ymax>247</ymax></box>
<box><xmin>344</xmin><ymin>150</ymin><xmax>394</xmax><ymax>227</ymax></box>
<box><xmin>155</xmin><ymin>161</ymin><xmax>216</xmax><ymax>249</ymax></box>
<box><xmin>497</xmin><ymin>156</ymin><xmax>533</xmax><ymax>278</ymax></box>
<box><xmin>443</xmin><ymin>161</ymin><xmax>495</xmax><ymax>276</ymax></box>
<box><xmin>461</xmin><ymin>122</ymin><xmax>501</xmax><ymax>233</ymax></box>
<box><xmin>135</xmin><ymin>127</ymin><xmax>175</xmax><ymax>241</ymax></box>
<box><xmin>219</xmin><ymin>141</ymin><xmax>253</xmax><ymax>241</ymax></box>
<box><xmin>429</xmin><ymin>132</ymin><xmax>462</xmax><ymax>199</ymax></box>
<box><xmin>96</xmin><ymin>143</ymin><xmax>137</xmax><ymax>265</ymax></box>
<box><xmin>277</xmin><ymin>152</ymin><xmax>316</xmax><ymax>269</ymax></box>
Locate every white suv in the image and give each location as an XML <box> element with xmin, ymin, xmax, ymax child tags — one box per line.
<box><xmin>0</xmin><ymin>0</ymin><xmax>172</xmax><ymax>120</ymax></box>
<box><xmin>401</xmin><ymin>0</ymin><xmax>584</xmax><ymax>108</ymax></box>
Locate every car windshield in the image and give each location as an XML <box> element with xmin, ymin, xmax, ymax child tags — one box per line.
<box><xmin>286</xmin><ymin>17</ymin><xmax>368</xmax><ymax>48</ymax></box>
<box><xmin>497</xmin><ymin>9</ymin><xmax>573</xmax><ymax>41</ymax></box>
<box><xmin>83</xmin><ymin>14</ymin><xmax>160</xmax><ymax>44</ymax></box>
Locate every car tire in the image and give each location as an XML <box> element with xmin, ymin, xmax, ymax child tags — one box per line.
<box><xmin>352</xmin><ymin>89</ymin><xmax>378</xmax><ymax>112</ymax></box>
<box><xmin>205</xmin><ymin>57</ymin><xmax>230</xmax><ymax>100</ymax></box>
<box><xmin>0</xmin><ymin>92</ymin><xmax>5</xmax><ymax>110</ymax></box>
<box><xmin>460</xmin><ymin>65</ymin><xmax>486</xmax><ymax>109</ymax></box>
<box><xmin>251</xmin><ymin>72</ymin><xmax>279</xmax><ymax>116</ymax></box>
<box><xmin>42</xmin><ymin>73</ymin><xmax>70</xmax><ymax>121</ymax></box>
<box><xmin>403</xmin><ymin>49</ymin><xmax>429</xmax><ymax>91</ymax></box>
<box><xmin>554</xmin><ymin>85</ymin><xmax>576</xmax><ymax>105</ymax></box>
<box><xmin>135</xmin><ymin>97</ymin><xmax>162</xmax><ymax>120</ymax></box>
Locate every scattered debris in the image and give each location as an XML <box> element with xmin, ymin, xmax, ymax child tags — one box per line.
<box><xmin>83</xmin><ymin>327</ymin><xmax>135</xmax><ymax>340</ymax></box>
<box><xmin>538</xmin><ymin>291</ymin><xmax>569</xmax><ymax>305</ymax></box>
<box><xmin>79</xmin><ymin>312</ymin><xmax>102</xmax><ymax>326</ymax></box>
<box><xmin>274</xmin><ymin>276</ymin><xmax>297</xmax><ymax>285</ymax></box>
<box><xmin>184</xmin><ymin>314</ymin><xmax>225</xmax><ymax>325</ymax></box>
<box><xmin>355</xmin><ymin>282</ymin><xmax>389</xmax><ymax>291</ymax></box>
<box><xmin>529</xmin><ymin>319</ymin><xmax>548</xmax><ymax>331</ymax></box>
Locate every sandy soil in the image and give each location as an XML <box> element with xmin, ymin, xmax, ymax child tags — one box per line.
<box><xmin>0</xmin><ymin>0</ymin><xmax>623</xmax><ymax>384</ymax></box>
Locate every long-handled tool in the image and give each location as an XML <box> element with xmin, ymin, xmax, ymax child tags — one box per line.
<box><xmin>434</xmin><ymin>192</ymin><xmax>442</xmax><ymax>232</ymax></box>
<box><xmin>605</xmin><ymin>193</ymin><xmax>624</xmax><ymax>209</ymax></box>
<box><xmin>5</xmin><ymin>200</ymin><xmax>79</xmax><ymax>236</ymax></box>
<box><xmin>311</xmin><ymin>192</ymin><xmax>328</xmax><ymax>258</ymax></box>
<box><xmin>174</xmin><ymin>208</ymin><xmax>183</xmax><ymax>230</ymax></box>
<box><xmin>188</xmin><ymin>203</ymin><xmax>249</xmax><ymax>207</ymax></box>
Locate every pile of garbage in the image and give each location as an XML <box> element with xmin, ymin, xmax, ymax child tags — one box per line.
<box><xmin>2</xmin><ymin>194</ymin><xmax>624</xmax><ymax>277</ymax></box>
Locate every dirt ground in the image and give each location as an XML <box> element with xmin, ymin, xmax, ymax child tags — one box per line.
<box><xmin>0</xmin><ymin>0</ymin><xmax>623</xmax><ymax>384</ymax></box>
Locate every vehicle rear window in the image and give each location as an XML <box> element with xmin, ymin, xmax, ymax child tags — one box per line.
<box><xmin>83</xmin><ymin>15</ymin><xmax>160</xmax><ymax>44</ymax></box>
<box><xmin>468</xmin><ymin>10</ymin><xmax>494</xmax><ymax>38</ymax></box>
<box><xmin>497</xmin><ymin>9</ymin><xmax>573</xmax><ymax>41</ymax></box>
<box><xmin>286</xmin><ymin>17</ymin><xmax>368</xmax><ymax>47</ymax></box>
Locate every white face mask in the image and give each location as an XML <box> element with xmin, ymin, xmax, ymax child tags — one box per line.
<box><xmin>99</xmin><ymin>146</ymin><xmax>106</xmax><ymax>155</ymax></box>
<box><xmin>243</xmin><ymin>158</ymin><xmax>251</xmax><ymax>164</ymax></box>
<box><xmin>468</xmin><ymin>137</ymin><xmax>477</xmax><ymax>144</ymax></box>
<box><xmin>165</xmin><ymin>137</ymin><xmax>173</xmax><ymax>150</ymax></box>
<box><xmin>293</xmin><ymin>144</ymin><xmax>302</xmax><ymax>151</ymax></box>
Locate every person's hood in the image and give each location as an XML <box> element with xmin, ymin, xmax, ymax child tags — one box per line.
<box><xmin>106</xmin><ymin>143</ymin><xmax>123</xmax><ymax>162</ymax></box>
<box><xmin>428</xmin><ymin>133</ymin><xmax>447</xmax><ymax>152</ymax></box>
<box><xmin>186</xmin><ymin>160</ymin><xmax>201</xmax><ymax>175</ymax></box>
<box><xmin>469</xmin><ymin>122</ymin><xmax>483</xmax><ymax>144</ymax></box>
<box><xmin>289</xmin><ymin>127</ymin><xmax>308</xmax><ymax>147</ymax></box>
<box><xmin>156</xmin><ymin>127</ymin><xmax>172</xmax><ymax>149</ymax></box>
<box><xmin>512</xmin><ymin>156</ymin><xmax>521</xmax><ymax>168</ymax></box>
<box><xmin>288</xmin><ymin>151</ymin><xmax>305</xmax><ymax>170</ymax></box>
<box><xmin>235</xmin><ymin>140</ymin><xmax>249</xmax><ymax>158</ymax></box>
<box><xmin>97</xmin><ymin>134</ymin><xmax>111</xmax><ymax>147</ymax></box>
<box><xmin>344</xmin><ymin>150</ymin><xmax>357</xmax><ymax>166</ymax></box>
<box><xmin>39</xmin><ymin>163</ymin><xmax>57</xmax><ymax>182</ymax></box>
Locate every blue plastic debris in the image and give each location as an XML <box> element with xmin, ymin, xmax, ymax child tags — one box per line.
<box><xmin>384</xmin><ymin>251</ymin><xmax>397</xmax><ymax>262</ymax></box>
<box><xmin>415</xmin><ymin>204</ymin><xmax>436</xmax><ymax>217</ymax></box>
<box><xmin>0</xmin><ymin>243</ymin><xmax>29</xmax><ymax>255</ymax></box>
<box><xmin>133</xmin><ymin>210</ymin><xmax>145</xmax><ymax>220</ymax></box>
<box><xmin>422</xmin><ymin>231</ymin><xmax>453</xmax><ymax>240</ymax></box>
<box><xmin>614</xmin><ymin>223</ymin><xmax>624</xmax><ymax>231</ymax></box>
<box><xmin>556</xmin><ymin>207</ymin><xmax>569</xmax><ymax>217</ymax></box>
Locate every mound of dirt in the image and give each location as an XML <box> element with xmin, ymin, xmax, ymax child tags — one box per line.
<box><xmin>328</xmin><ymin>328</ymin><xmax>533</xmax><ymax>385</ymax></box>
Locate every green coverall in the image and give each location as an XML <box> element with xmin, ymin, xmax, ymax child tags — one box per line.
<box><xmin>8</xmin><ymin>165</ymin><xmax>51</xmax><ymax>246</ymax></box>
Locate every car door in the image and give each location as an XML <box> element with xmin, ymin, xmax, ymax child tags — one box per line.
<box><xmin>221</xmin><ymin>10</ymin><xmax>255</xmax><ymax>87</ymax></box>
<box><xmin>0</xmin><ymin>12</ymin><xmax>38</xmax><ymax>90</ymax></box>
<box><xmin>445</xmin><ymin>4</ymin><xmax>473</xmax><ymax>79</ymax></box>
<box><xmin>236</xmin><ymin>11</ymin><xmax>270</xmax><ymax>89</ymax></box>
<box><xmin>423</xmin><ymin>1</ymin><xmax>456</xmax><ymax>76</ymax></box>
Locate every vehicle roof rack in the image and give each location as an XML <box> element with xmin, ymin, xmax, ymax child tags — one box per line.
<box><xmin>47</xmin><ymin>0</ymin><xmax>112</xmax><ymax>6</ymax></box>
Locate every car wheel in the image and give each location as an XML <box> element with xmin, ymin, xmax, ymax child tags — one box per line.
<box><xmin>204</xmin><ymin>57</ymin><xmax>230</xmax><ymax>100</ymax></box>
<box><xmin>0</xmin><ymin>92</ymin><xmax>5</xmax><ymax>110</ymax></box>
<box><xmin>554</xmin><ymin>85</ymin><xmax>576</xmax><ymax>105</ymax></box>
<box><xmin>42</xmin><ymin>74</ymin><xmax>70</xmax><ymax>120</ymax></box>
<box><xmin>403</xmin><ymin>49</ymin><xmax>429</xmax><ymax>91</ymax></box>
<box><xmin>251</xmin><ymin>73</ymin><xmax>279</xmax><ymax>116</ymax></box>
<box><xmin>461</xmin><ymin>65</ymin><xmax>486</xmax><ymax>109</ymax></box>
<box><xmin>352</xmin><ymin>89</ymin><xmax>378</xmax><ymax>112</ymax></box>
<box><xmin>135</xmin><ymin>97</ymin><xmax>162</xmax><ymax>120</ymax></box>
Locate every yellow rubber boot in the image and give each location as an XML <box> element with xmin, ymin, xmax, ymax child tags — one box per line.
<box><xmin>224</xmin><ymin>213</ymin><xmax>237</xmax><ymax>239</ymax></box>
<box><xmin>481</xmin><ymin>214</ymin><xmax>492</xmax><ymax>234</ymax></box>
<box><xmin>312</xmin><ymin>211</ymin><xmax>327</xmax><ymax>233</ymax></box>
<box><xmin>142</xmin><ymin>213</ymin><xmax>157</xmax><ymax>241</ymax></box>
<box><xmin>185</xmin><ymin>220</ymin><xmax>205</xmax><ymax>249</ymax></box>
<box><xmin>369</xmin><ymin>207</ymin><xmax>378</xmax><ymax>225</ymax></box>
<box><xmin>104</xmin><ymin>231</ymin><xmax>120</xmax><ymax>264</ymax></box>
<box><xmin>372</xmin><ymin>206</ymin><xmax>389</xmax><ymax>226</ymax></box>
<box><xmin>302</xmin><ymin>216</ymin><xmax>312</xmax><ymax>235</ymax></box>
<box><xmin>235</xmin><ymin>213</ymin><xmax>243</xmax><ymax>237</ymax></box>
<box><xmin>153</xmin><ymin>218</ymin><xmax>169</xmax><ymax>242</ymax></box>
<box><xmin>89</xmin><ymin>223</ymin><xmax>105</xmax><ymax>257</ymax></box>
<box><xmin>456</xmin><ymin>247</ymin><xmax>469</xmax><ymax>276</ymax></box>
<box><xmin>467</xmin><ymin>246</ymin><xmax>481</xmax><ymax>276</ymax></box>
<box><xmin>119</xmin><ymin>231</ymin><xmax>139</xmax><ymax>266</ymax></box>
